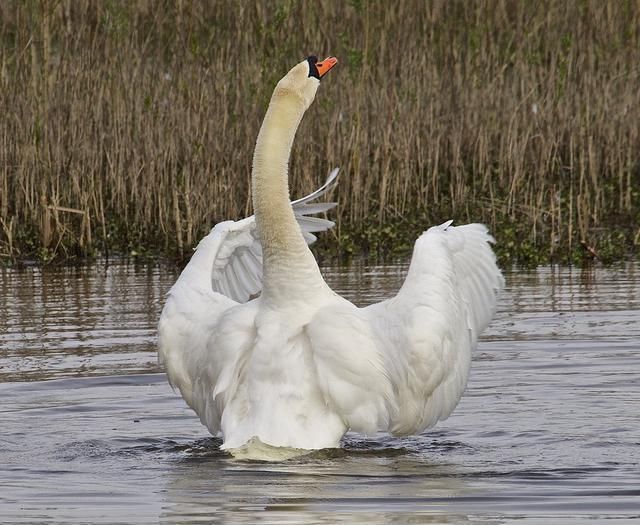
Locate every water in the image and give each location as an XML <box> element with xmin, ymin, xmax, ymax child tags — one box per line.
<box><xmin>1</xmin><ymin>260</ymin><xmax>639</xmax><ymax>524</ymax></box>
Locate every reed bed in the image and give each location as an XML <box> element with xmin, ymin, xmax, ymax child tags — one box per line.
<box><xmin>1</xmin><ymin>0</ymin><xmax>639</xmax><ymax>264</ymax></box>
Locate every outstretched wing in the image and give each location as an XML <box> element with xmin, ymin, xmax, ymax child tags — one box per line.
<box><xmin>210</xmin><ymin>168</ymin><xmax>340</xmax><ymax>302</ymax></box>
<box><xmin>307</xmin><ymin>221</ymin><xmax>502</xmax><ymax>438</ymax></box>
<box><xmin>364</xmin><ymin>221</ymin><xmax>504</xmax><ymax>435</ymax></box>
<box><xmin>158</xmin><ymin>221</ymin><xmax>239</xmax><ymax>414</ymax></box>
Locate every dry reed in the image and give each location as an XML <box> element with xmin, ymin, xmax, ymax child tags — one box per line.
<box><xmin>1</xmin><ymin>0</ymin><xmax>639</xmax><ymax>264</ymax></box>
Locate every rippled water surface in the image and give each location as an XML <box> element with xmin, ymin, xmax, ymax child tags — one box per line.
<box><xmin>1</xmin><ymin>260</ymin><xmax>639</xmax><ymax>524</ymax></box>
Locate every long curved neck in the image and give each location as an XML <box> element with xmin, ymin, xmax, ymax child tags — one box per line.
<box><xmin>252</xmin><ymin>92</ymin><xmax>326</xmax><ymax>301</ymax></box>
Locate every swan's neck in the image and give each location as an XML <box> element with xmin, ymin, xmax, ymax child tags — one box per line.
<box><xmin>252</xmin><ymin>93</ymin><xmax>326</xmax><ymax>301</ymax></box>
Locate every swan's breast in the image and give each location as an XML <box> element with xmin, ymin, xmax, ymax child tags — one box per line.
<box><xmin>219</xmin><ymin>307</ymin><xmax>346</xmax><ymax>450</ymax></box>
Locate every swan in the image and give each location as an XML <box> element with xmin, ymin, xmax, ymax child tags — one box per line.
<box><xmin>158</xmin><ymin>56</ymin><xmax>504</xmax><ymax>460</ymax></box>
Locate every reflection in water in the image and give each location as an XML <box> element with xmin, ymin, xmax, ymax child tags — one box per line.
<box><xmin>155</xmin><ymin>430</ymin><xmax>484</xmax><ymax>524</ymax></box>
<box><xmin>1</xmin><ymin>261</ymin><xmax>639</xmax><ymax>524</ymax></box>
<box><xmin>0</xmin><ymin>260</ymin><xmax>173</xmax><ymax>381</ymax></box>
<box><xmin>160</xmin><ymin>450</ymin><xmax>475</xmax><ymax>524</ymax></box>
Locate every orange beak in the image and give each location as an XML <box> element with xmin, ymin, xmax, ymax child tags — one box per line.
<box><xmin>316</xmin><ymin>57</ymin><xmax>338</xmax><ymax>78</ymax></box>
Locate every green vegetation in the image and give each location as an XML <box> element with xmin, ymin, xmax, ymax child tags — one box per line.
<box><xmin>1</xmin><ymin>1</ymin><xmax>639</xmax><ymax>265</ymax></box>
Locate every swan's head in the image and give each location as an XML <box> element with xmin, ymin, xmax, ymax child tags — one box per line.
<box><xmin>273</xmin><ymin>56</ymin><xmax>338</xmax><ymax>109</ymax></box>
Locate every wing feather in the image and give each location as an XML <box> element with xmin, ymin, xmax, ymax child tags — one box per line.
<box><xmin>225</xmin><ymin>263</ymin><xmax>243</xmax><ymax>303</ymax></box>
<box><xmin>291</xmin><ymin>167</ymin><xmax>339</xmax><ymax>207</ymax></box>
<box><xmin>292</xmin><ymin>202</ymin><xmax>336</xmax><ymax>214</ymax></box>
<box><xmin>236</xmin><ymin>251</ymin><xmax>261</xmax><ymax>297</ymax></box>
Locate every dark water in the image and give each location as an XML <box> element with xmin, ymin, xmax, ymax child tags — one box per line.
<box><xmin>1</xmin><ymin>260</ymin><xmax>639</xmax><ymax>524</ymax></box>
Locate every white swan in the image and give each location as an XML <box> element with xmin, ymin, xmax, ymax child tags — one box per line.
<box><xmin>158</xmin><ymin>56</ymin><xmax>504</xmax><ymax>459</ymax></box>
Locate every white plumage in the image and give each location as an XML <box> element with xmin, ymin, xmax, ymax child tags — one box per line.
<box><xmin>158</xmin><ymin>57</ymin><xmax>503</xmax><ymax>459</ymax></box>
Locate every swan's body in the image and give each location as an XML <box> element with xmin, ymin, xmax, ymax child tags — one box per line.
<box><xmin>158</xmin><ymin>57</ymin><xmax>503</xmax><ymax>459</ymax></box>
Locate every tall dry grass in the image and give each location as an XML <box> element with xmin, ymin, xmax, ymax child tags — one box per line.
<box><xmin>1</xmin><ymin>0</ymin><xmax>639</xmax><ymax>263</ymax></box>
